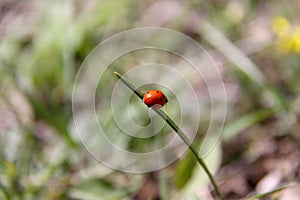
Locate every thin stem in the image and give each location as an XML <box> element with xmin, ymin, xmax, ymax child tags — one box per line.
<box><xmin>114</xmin><ymin>71</ymin><xmax>224</xmax><ymax>200</ymax></box>
<box><xmin>114</xmin><ymin>71</ymin><xmax>144</xmax><ymax>99</ymax></box>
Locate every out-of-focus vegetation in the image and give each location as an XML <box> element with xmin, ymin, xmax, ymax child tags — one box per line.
<box><xmin>0</xmin><ymin>0</ymin><xmax>300</xmax><ymax>199</ymax></box>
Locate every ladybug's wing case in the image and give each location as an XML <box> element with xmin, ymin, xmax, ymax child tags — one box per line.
<box><xmin>143</xmin><ymin>90</ymin><xmax>168</xmax><ymax>108</ymax></box>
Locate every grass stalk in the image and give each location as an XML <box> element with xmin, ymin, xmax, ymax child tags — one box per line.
<box><xmin>114</xmin><ymin>71</ymin><xmax>224</xmax><ymax>200</ymax></box>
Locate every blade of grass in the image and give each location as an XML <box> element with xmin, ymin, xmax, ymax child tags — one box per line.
<box><xmin>222</xmin><ymin>108</ymin><xmax>276</xmax><ymax>141</ymax></box>
<box><xmin>0</xmin><ymin>182</ymin><xmax>10</xmax><ymax>200</ymax></box>
<box><xmin>198</xmin><ymin>21</ymin><xmax>266</xmax><ymax>85</ymax></box>
<box><xmin>159</xmin><ymin>169</ymin><xmax>169</xmax><ymax>200</ymax></box>
<box><xmin>114</xmin><ymin>71</ymin><xmax>224</xmax><ymax>200</ymax></box>
<box><xmin>246</xmin><ymin>183</ymin><xmax>298</xmax><ymax>200</ymax></box>
<box><xmin>198</xmin><ymin>20</ymin><xmax>290</xmax><ymax>112</ymax></box>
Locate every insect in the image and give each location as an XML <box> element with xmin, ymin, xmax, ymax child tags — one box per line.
<box><xmin>143</xmin><ymin>90</ymin><xmax>168</xmax><ymax>109</ymax></box>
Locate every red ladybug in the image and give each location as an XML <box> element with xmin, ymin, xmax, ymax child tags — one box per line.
<box><xmin>143</xmin><ymin>90</ymin><xmax>168</xmax><ymax>109</ymax></box>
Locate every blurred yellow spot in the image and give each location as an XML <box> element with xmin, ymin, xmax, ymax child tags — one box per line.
<box><xmin>278</xmin><ymin>36</ymin><xmax>293</xmax><ymax>53</ymax></box>
<box><xmin>271</xmin><ymin>16</ymin><xmax>290</xmax><ymax>37</ymax></box>
<box><xmin>272</xmin><ymin>16</ymin><xmax>300</xmax><ymax>54</ymax></box>
<box><xmin>292</xmin><ymin>26</ymin><xmax>300</xmax><ymax>53</ymax></box>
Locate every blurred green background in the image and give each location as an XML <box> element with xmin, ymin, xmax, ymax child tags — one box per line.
<box><xmin>1</xmin><ymin>0</ymin><xmax>300</xmax><ymax>199</ymax></box>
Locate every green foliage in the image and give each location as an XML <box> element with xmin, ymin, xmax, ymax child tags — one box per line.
<box><xmin>222</xmin><ymin>108</ymin><xmax>276</xmax><ymax>141</ymax></box>
<box><xmin>175</xmin><ymin>150</ymin><xmax>197</xmax><ymax>189</ymax></box>
<box><xmin>0</xmin><ymin>0</ymin><xmax>299</xmax><ymax>199</ymax></box>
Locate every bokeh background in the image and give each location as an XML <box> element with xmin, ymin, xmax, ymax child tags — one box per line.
<box><xmin>1</xmin><ymin>0</ymin><xmax>300</xmax><ymax>199</ymax></box>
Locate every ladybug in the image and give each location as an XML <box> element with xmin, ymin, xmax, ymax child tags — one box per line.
<box><xmin>143</xmin><ymin>90</ymin><xmax>168</xmax><ymax>109</ymax></box>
